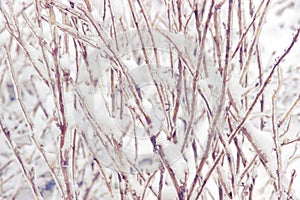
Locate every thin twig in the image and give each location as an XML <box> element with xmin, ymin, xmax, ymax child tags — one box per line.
<box><xmin>0</xmin><ymin>120</ymin><xmax>42</xmax><ymax>200</ymax></box>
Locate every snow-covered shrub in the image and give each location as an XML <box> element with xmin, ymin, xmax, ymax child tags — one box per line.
<box><xmin>0</xmin><ymin>0</ymin><xmax>300</xmax><ymax>199</ymax></box>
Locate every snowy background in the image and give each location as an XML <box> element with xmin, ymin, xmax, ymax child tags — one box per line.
<box><xmin>0</xmin><ymin>0</ymin><xmax>300</xmax><ymax>199</ymax></box>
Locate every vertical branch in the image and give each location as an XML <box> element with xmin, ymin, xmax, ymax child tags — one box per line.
<box><xmin>287</xmin><ymin>170</ymin><xmax>297</xmax><ymax>198</ymax></box>
<box><xmin>256</xmin><ymin>44</ymin><xmax>265</xmax><ymax>130</ymax></box>
<box><xmin>231</xmin><ymin>0</ymin><xmax>265</xmax><ymax>59</ymax></box>
<box><xmin>167</xmin><ymin>0</ymin><xmax>171</xmax><ymax>30</ymax></box>
<box><xmin>193</xmin><ymin>1</ymin><xmax>234</xmax><ymax>198</ymax></box>
<box><xmin>81</xmin><ymin>133</ymin><xmax>114</xmax><ymax>199</ymax></box>
<box><xmin>177</xmin><ymin>0</ymin><xmax>182</xmax><ymax>31</ymax></box>
<box><xmin>239</xmin><ymin>0</ymin><xmax>271</xmax><ymax>83</ymax></box>
<box><xmin>213</xmin><ymin>2</ymin><xmax>223</xmax><ymax>74</ymax></box>
<box><xmin>106</xmin><ymin>0</ymin><xmax>118</xmax><ymax>118</ymax></box>
<box><xmin>186</xmin><ymin>0</ymin><xmax>215</xmax><ymax>196</ymax></box>
<box><xmin>237</xmin><ymin>0</ymin><xmax>244</xmax><ymax>70</ymax></box>
<box><xmin>229</xmin><ymin>28</ymin><xmax>300</xmax><ymax>144</ymax></box>
<box><xmin>2</xmin><ymin>46</ymin><xmax>43</xmax><ymax>200</ymax></box>
<box><xmin>200</xmin><ymin>28</ymin><xmax>300</xmax><ymax>200</ymax></box>
<box><xmin>272</xmin><ymin>67</ymin><xmax>282</xmax><ymax>198</ymax></box>
<box><xmin>157</xmin><ymin>167</ymin><xmax>165</xmax><ymax>200</ymax></box>
<box><xmin>183</xmin><ymin>0</ymin><xmax>214</xmax><ymax>154</ymax></box>
<box><xmin>0</xmin><ymin>4</ymin><xmax>49</xmax><ymax>86</ymax></box>
<box><xmin>171</xmin><ymin>58</ymin><xmax>183</xmax><ymax>141</ymax></box>
<box><xmin>102</xmin><ymin>0</ymin><xmax>107</xmax><ymax>21</ymax></box>
<box><xmin>218</xmin><ymin>129</ymin><xmax>236</xmax><ymax>197</ymax></box>
<box><xmin>158</xmin><ymin>146</ymin><xmax>181</xmax><ymax>199</ymax></box>
<box><xmin>127</xmin><ymin>0</ymin><xmax>171</xmax><ymax>147</ymax></box>
<box><xmin>216</xmin><ymin>166</ymin><xmax>232</xmax><ymax>199</ymax></box>
<box><xmin>3</xmin><ymin>34</ymin><xmax>65</xmax><ymax>197</ymax></box>
<box><xmin>218</xmin><ymin>181</ymin><xmax>223</xmax><ymax>200</ymax></box>
<box><xmin>48</xmin><ymin>4</ymin><xmax>72</xmax><ymax>199</ymax></box>
<box><xmin>71</xmin><ymin>129</ymin><xmax>77</xmax><ymax>198</ymax></box>
<box><xmin>77</xmin><ymin>4</ymin><xmax>152</xmax><ymax>129</ymax></box>
<box><xmin>136</xmin><ymin>0</ymin><xmax>160</xmax><ymax>66</ymax></box>
<box><xmin>0</xmin><ymin>121</ymin><xmax>42</xmax><ymax>200</ymax></box>
<box><xmin>107</xmin><ymin>0</ymin><xmax>119</xmax><ymax>50</ymax></box>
